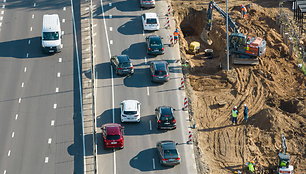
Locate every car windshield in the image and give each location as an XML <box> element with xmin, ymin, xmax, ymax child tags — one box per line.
<box><xmin>106</xmin><ymin>135</ymin><xmax>120</xmax><ymax>140</ymax></box>
<box><xmin>161</xmin><ymin>115</ymin><xmax>174</xmax><ymax>121</ymax></box>
<box><xmin>124</xmin><ymin>111</ymin><xmax>137</xmax><ymax>115</ymax></box>
<box><xmin>119</xmin><ymin>62</ymin><xmax>131</xmax><ymax>68</ymax></box>
<box><xmin>150</xmin><ymin>40</ymin><xmax>161</xmax><ymax>47</ymax></box>
<box><xmin>164</xmin><ymin>149</ymin><xmax>178</xmax><ymax>159</ymax></box>
<box><xmin>154</xmin><ymin>70</ymin><xmax>166</xmax><ymax>76</ymax></box>
<box><xmin>147</xmin><ymin>18</ymin><xmax>157</xmax><ymax>24</ymax></box>
<box><xmin>43</xmin><ymin>32</ymin><xmax>59</xmax><ymax>40</ymax></box>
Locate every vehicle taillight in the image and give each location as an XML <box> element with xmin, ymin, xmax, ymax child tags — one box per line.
<box><xmin>175</xmin><ymin>158</ymin><xmax>180</xmax><ymax>160</ymax></box>
<box><xmin>157</xmin><ymin>120</ymin><xmax>161</xmax><ymax>123</ymax></box>
<box><xmin>117</xmin><ymin>68</ymin><xmax>123</xmax><ymax>70</ymax></box>
<box><xmin>171</xmin><ymin>119</ymin><xmax>176</xmax><ymax>123</ymax></box>
<box><xmin>130</xmin><ymin>67</ymin><xmax>134</xmax><ymax>69</ymax></box>
<box><xmin>148</xmin><ymin>48</ymin><xmax>152</xmax><ymax>51</ymax></box>
<box><xmin>162</xmin><ymin>158</ymin><xmax>168</xmax><ymax>161</ymax></box>
<box><xmin>161</xmin><ymin>48</ymin><xmax>164</xmax><ymax>51</ymax></box>
<box><xmin>152</xmin><ymin>75</ymin><xmax>157</xmax><ymax>77</ymax></box>
<box><xmin>164</xmin><ymin>74</ymin><xmax>169</xmax><ymax>77</ymax></box>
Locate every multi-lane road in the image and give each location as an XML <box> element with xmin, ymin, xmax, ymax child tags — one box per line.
<box><xmin>0</xmin><ymin>0</ymin><xmax>83</xmax><ymax>173</ymax></box>
<box><xmin>92</xmin><ymin>0</ymin><xmax>198</xmax><ymax>173</ymax></box>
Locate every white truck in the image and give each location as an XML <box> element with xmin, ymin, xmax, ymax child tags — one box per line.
<box><xmin>41</xmin><ymin>14</ymin><xmax>63</xmax><ymax>53</ymax></box>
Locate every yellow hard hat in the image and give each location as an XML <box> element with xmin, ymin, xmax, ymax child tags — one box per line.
<box><xmin>250</xmin><ymin>160</ymin><xmax>255</xmax><ymax>164</ymax></box>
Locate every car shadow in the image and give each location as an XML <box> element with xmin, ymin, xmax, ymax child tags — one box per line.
<box><xmin>96</xmin><ymin>108</ymin><xmax>120</xmax><ymax>128</ymax></box>
<box><xmin>129</xmin><ymin>147</ymin><xmax>169</xmax><ymax>171</ymax></box>
<box><xmin>121</xmin><ymin>42</ymin><xmax>147</xmax><ymax>59</ymax></box>
<box><xmin>5</xmin><ymin>0</ymin><xmax>70</xmax><ymax>10</ymax></box>
<box><xmin>118</xmin><ymin>17</ymin><xmax>143</xmax><ymax>35</ymax></box>
<box><xmin>95</xmin><ymin>62</ymin><xmax>125</xmax><ymax>80</ymax></box>
<box><xmin>123</xmin><ymin>67</ymin><xmax>161</xmax><ymax>88</ymax></box>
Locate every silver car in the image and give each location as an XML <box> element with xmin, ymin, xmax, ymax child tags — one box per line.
<box><xmin>150</xmin><ymin>61</ymin><xmax>170</xmax><ymax>83</ymax></box>
<box><xmin>157</xmin><ymin>140</ymin><xmax>181</xmax><ymax>166</ymax></box>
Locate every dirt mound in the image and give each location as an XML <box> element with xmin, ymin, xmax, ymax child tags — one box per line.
<box><xmin>172</xmin><ymin>0</ymin><xmax>306</xmax><ymax>173</ymax></box>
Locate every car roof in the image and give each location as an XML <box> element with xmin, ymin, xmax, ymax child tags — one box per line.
<box><xmin>102</xmin><ymin>123</ymin><xmax>121</xmax><ymax>135</ymax></box>
<box><xmin>148</xmin><ymin>35</ymin><xmax>161</xmax><ymax>39</ymax></box>
<box><xmin>116</xmin><ymin>55</ymin><xmax>130</xmax><ymax>63</ymax></box>
<box><xmin>144</xmin><ymin>13</ymin><xmax>157</xmax><ymax>18</ymax></box>
<box><xmin>160</xmin><ymin>106</ymin><xmax>173</xmax><ymax>115</ymax></box>
<box><xmin>121</xmin><ymin>100</ymin><xmax>139</xmax><ymax>111</ymax></box>
<box><xmin>152</xmin><ymin>61</ymin><xmax>167</xmax><ymax>70</ymax></box>
<box><xmin>159</xmin><ymin>140</ymin><xmax>176</xmax><ymax>149</ymax></box>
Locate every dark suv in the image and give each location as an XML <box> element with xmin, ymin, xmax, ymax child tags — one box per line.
<box><xmin>155</xmin><ymin>106</ymin><xmax>176</xmax><ymax>130</ymax></box>
<box><xmin>146</xmin><ymin>35</ymin><xmax>164</xmax><ymax>55</ymax></box>
<box><xmin>110</xmin><ymin>55</ymin><xmax>134</xmax><ymax>76</ymax></box>
<box><xmin>150</xmin><ymin>61</ymin><xmax>169</xmax><ymax>83</ymax></box>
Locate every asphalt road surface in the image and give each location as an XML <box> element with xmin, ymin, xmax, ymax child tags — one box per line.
<box><xmin>0</xmin><ymin>0</ymin><xmax>83</xmax><ymax>173</ymax></box>
<box><xmin>92</xmin><ymin>0</ymin><xmax>198</xmax><ymax>173</ymax></box>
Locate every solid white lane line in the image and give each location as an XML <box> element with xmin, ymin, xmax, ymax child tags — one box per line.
<box><xmin>21</xmin><ymin>82</ymin><xmax>24</xmax><ymax>88</ymax></box>
<box><xmin>51</xmin><ymin>120</ymin><xmax>55</xmax><ymax>126</ymax></box>
<box><xmin>62</xmin><ymin>19</ymin><xmax>65</xmax><ymax>23</ymax></box>
<box><xmin>28</xmin><ymin>40</ymin><xmax>31</xmax><ymax>44</ymax></box>
<box><xmin>18</xmin><ymin>98</ymin><xmax>21</xmax><ymax>103</ymax></box>
<box><xmin>33</xmin><ymin>3</ymin><xmax>36</xmax><ymax>7</ymax></box>
<box><xmin>152</xmin><ymin>158</ymin><xmax>155</xmax><ymax>169</ymax></box>
<box><xmin>24</xmin><ymin>67</ymin><xmax>27</xmax><ymax>72</ymax></box>
<box><xmin>3</xmin><ymin>170</ymin><xmax>6</xmax><ymax>174</ymax></box>
<box><xmin>144</xmin><ymin>57</ymin><xmax>147</xmax><ymax>64</ymax></box>
<box><xmin>44</xmin><ymin>157</ymin><xmax>49</xmax><ymax>163</ymax></box>
<box><xmin>11</xmin><ymin>132</ymin><xmax>14</xmax><ymax>138</ymax></box>
<box><xmin>63</xmin><ymin>7</ymin><xmax>66</xmax><ymax>11</ymax></box>
<box><xmin>53</xmin><ymin>104</ymin><xmax>57</xmax><ymax>109</ymax></box>
<box><xmin>1</xmin><ymin>11</ymin><xmax>4</xmax><ymax>15</ymax></box>
<box><xmin>58</xmin><ymin>57</ymin><xmax>62</xmax><ymax>62</ymax></box>
<box><xmin>0</xmin><ymin>22</ymin><xmax>2</xmax><ymax>27</ymax></box>
<box><xmin>3</xmin><ymin>0</ymin><xmax>5</xmax><ymax>3</ymax></box>
<box><xmin>109</xmin><ymin>14</ymin><xmax>112</xmax><ymax>18</ymax></box>
<box><xmin>2</xmin><ymin>5</ymin><xmax>5</xmax><ymax>8</ymax></box>
<box><xmin>147</xmin><ymin>87</ymin><xmax>150</xmax><ymax>96</ymax></box>
<box><xmin>109</xmin><ymin>27</ymin><xmax>112</xmax><ymax>31</ymax></box>
<box><xmin>15</xmin><ymin>114</ymin><xmax>18</xmax><ymax>120</ymax></box>
<box><xmin>57</xmin><ymin>72</ymin><xmax>61</xmax><ymax>77</ymax></box>
<box><xmin>30</xmin><ymin>27</ymin><xmax>32</xmax><ymax>31</ymax></box>
<box><xmin>149</xmin><ymin>120</ymin><xmax>152</xmax><ymax>130</ymax></box>
<box><xmin>109</xmin><ymin>3</ymin><xmax>112</xmax><ymax>6</ymax></box>
<box><xmin>48</xmin><ymin>138</ymin><xmax>52</xmax><ymax>144</ymax></box>
<box><xmin>0</xmin><ymin>16</ymin><xmax>3</xmax><ymax>21</ymax></box>
<box><xmin>32</xmin><ymin>14</ymin><xmax>34</xmax><ymax>19</ymax></box>
<box><xmin>55</xmin><ymin>87</ymin><xmax>59</xmax><ymax>92</ymax></box>
<box><xmin>26</xmin><ymin>53</ymin><xmax>29</xmax><ymax>58</ymax></box>
<box><xmin>7</xmin><ymin>150</ymin><xmax>10</xmax><ymax>157</ymax></box>
<box><xmin>110</xmin><ymin>40</ymin><xmax>113</xmax><ymax>45</ymax></box>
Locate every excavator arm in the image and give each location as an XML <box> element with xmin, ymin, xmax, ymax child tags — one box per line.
<box><xmin>206</xmin><ymin>1</ymin><xmax>239</xmax><ymax>33</ymax></box>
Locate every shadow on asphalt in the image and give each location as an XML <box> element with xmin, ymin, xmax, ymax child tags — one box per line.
<box><xmin>118</xmin><ymin>17</ymin><xmax>143</xmax><ymax>35</ymax></box>
<box><xmin>121</xmin><ymin>42</ymin><xmax>147</xmax><ymax>59</ymax></box>
<box><xmin>129</xmin><ymin>147</ymin><xmax>170</xmax><ymax>171</ymax></box>
<box><xmin>123</xmin><ymin>67</ymin><xmax>162</xmax><ymax>88</ymax></box>
<box><xmin>96</xmin><ymin>108</ymin><xmax>120</xmax><ymax>128</ymax></box>
<box><xmin>5</xmin><ymin>0</ymin><xmax>70</xmax><ymax>10</ymax></box>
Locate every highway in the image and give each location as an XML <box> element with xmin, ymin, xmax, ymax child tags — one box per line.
<box><xmin>92</xmin><ymin>0</ymin><xmax>198</xmax><ymax>173</ymax></box>
<box><xmin>0</xmin><ymin>0</ymin><xmax>82</xmax><ymax>173</ymax></box>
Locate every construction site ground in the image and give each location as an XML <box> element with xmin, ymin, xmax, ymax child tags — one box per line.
<box><xmin>171</xmin><ymin>0</ymin><xmax>306</xmax><ymax>173</ymax></box>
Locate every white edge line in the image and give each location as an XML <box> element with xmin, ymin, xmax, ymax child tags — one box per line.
<box><xmin>149</xmin><ymin>120</ymin><xmax>152</xmax><ymax>130</ymax></box>
<box><xmin>152</xmin><ymin>158</ymin><xmax>155</xmax><ymax>169</ymax></box>
<box><xmin>147</xmin><ymin>87</ymin><xmax>150</xmax><ymax>96</ymax></box>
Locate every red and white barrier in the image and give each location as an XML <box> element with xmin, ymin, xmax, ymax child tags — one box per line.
<box><xmin>187</xmin><ymin>131</ymin><xmax>193</xmax><ymax>144</ymax></box>
<box><xmin>182</xmin><ymin>97</ymin><xmax>188</xmax><ymax>111</ymax></box>
<box><xmin>169</xmin><ymin>35</ymin><xmax>174</xmax><ymax>46</ymax></box>
<box><xmin>164</xmin><ymin>17</ymin><xmax>170</xmax><ymax>29</ymax></box>
<box><xmin>166</xmin><ymin>5</ymin><xmax>171</xmax><ymax>16</ymax></box>
<box><xmin>179</xmin><ymin>77</ymin><xmax>185</xmax><ymax>89</ymax></box>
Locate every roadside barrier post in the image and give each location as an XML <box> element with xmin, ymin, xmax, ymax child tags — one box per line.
<box><xmin>187</xmin><ymin>131</ymin><xmax>193</xmax><ymax>144</ymax></box>
<box><xmin>179</xmin><ymin>77</ymin><xmax>185</xmax><ymax>89</ymax></box>
<box><xmin>182</xmin><ymin>97</ymin><xmax>188</xmax><ymax>111</ymax></box>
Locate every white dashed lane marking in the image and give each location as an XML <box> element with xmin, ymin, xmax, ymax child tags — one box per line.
<box><xmin>110</xmin><ymin>40</ymin><xmax>113</xmax><ymax>45</ymax></box>
<box><xmin>51</xmin><ymin>120</ymin><xmax>55</xmax><ymax>126</ymax></box>
<box><xmin>11</xmin><ymin>132</ymin><xmax>14</xmax><ymax>138</ymax></box>
<box><xmin>149</xmin><ymin>120</ymin><xmax>152</xmax><ymax>130</ymax></box>
<box><xmin>62</xmin><ymin>19</ymin><xmax>65</xmax><ymax>23</ymax></box>
<box><xmin>18</xmin><ymin>98</ymin><xmax>21</xmax><ymax>103</ymax></box>
<box><xmin>28</xmin><ymin>40</ymin><xmax>31</xmax><ymax>44</ymax></box>
<box><xmin>21</xmin><ymin>82</ymin><xmax>24</xmax><ymax>87</ymax></box>
<box><xmin>44</xmin><ymin>157</ymin><xmax>49</xmax><ymax>163</ymax></box>
<box><xmin>109</xmin><ymin>14</ymin><xmax>112</xmax><ymax>18</ymax></box>
<box><xmin>144</xmin><ymin>57</ymin><xmax>147</xmax><ymax>64</ymax></box>
<box><xmin>7</xmin><ymin>150</ymin><xmax>10</xmax><ymax>157</ymax></box>
<box><xmin>26</xmin><ymin>53</ymin><xmax>29</xmax><ymax>58</ymax></box>
<box><xmin>24</xmin><ymin>67</ymin><xmax>27</xmax><ymax>72</ymax></box>
<box><xmin>33</xmin><ymin>3</ymin><xmax>36</xmax><ymax>7</ymax></box>
<box><xmin>53</xmin><ymin>104</ymin><xmax>57</xmax><ymax>109</ymax></box>
<box><xmin>55</xmin><ymin>88</ymin><xmax>59</xmax><ymax>92</ymax></box>
<box><xmin>32</xmin><ymin>14</ymin><xmax>34</xmax><ymax>19</ymax></box>
<box><xmin>109</xmin><ymin>27</ymin><xmax>112</xmax><ymax>31</ymax></box>
<box><xmin>1</xmin><ymin>11</ymin><xmax>4</xmax><ymax>15</ymax></box>
<box><xmin>57</xmin><ymin>72</ymin><xmax>61</xmax><ymax>77</ymax></box>
<box><xmin>147</xmin><ymin>87</ymin><xmax>149</xmax><ymax>96</ymax></box>
<box><xmin>152</xmin><ymin>158</ymin><xmax>155</xmax><ymax>169</ymax></box>
<box><xmin>0</xmin><ymin>16</ymin><xmax>3</xmax><ymax>21</ymax></box>
<box><xmin>2</xmin><ymin>5</ymin><xmax>5</xmax><ymax>8</ymax></box>
<box><xmin>30</xmin><ymin>27</ymin><xmax>32</xmax><ymax>31</ymax></box>
<box><xmin>15</xmin><ymin>114</ymin><xmax>18</xmax><ymax>120</ymax></box>
<box><xmin>63</xmin><ymin>7</ymin><xmax>66</xmax><ymax>11</ymax></box>
<box><xmin>58</xmin><ymin>58</ymin><xmax>62</xmax><ymax>62</ymax></box>
<box><xmin>48</xmin><ymin>138</ymin><xmax>52</xmax><ymax>144</ymax></box>
<box><xmin>3</xmin><ymin>170</ymin><xmax>6</xmax><ymax>174</ymax></box>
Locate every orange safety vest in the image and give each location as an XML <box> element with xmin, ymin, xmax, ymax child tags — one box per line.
<box><xmin>241</xmin><ymin>6</ymin><xmax>247</xmax><ymax>12</ymax></box>
<box><xmin>174</xmin><ymin>31</ymin><xmax>179</xmax><ymax>36</ymax></box>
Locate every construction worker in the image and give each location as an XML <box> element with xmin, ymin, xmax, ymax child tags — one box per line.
<box><xmin>231</xmin><ymin>106</ymin><xmax>238</xmax><ymax>125</ymax></box>
<box><xmin>245</xmin><ymin>161</ymin><xmax>255</xmax><ymax>174</ymax></box>
<box><xmin>173</xmin><ymin>28</ymin><xmax>180</xmax><ymax>44</ymax></box>
<box><xmin>279</xmin><ymin>160</ymin><xmax>287</xmax><ymax>168</ymax></box>
<box><xmin>244</xmin><ymin>104</ymin><xmax>249</xmax><ymax>122</ymax></box>
<box><xmin>240</xmin><ymin>5</ymin><xmax>247</xmax><ymax>18</ymax></box>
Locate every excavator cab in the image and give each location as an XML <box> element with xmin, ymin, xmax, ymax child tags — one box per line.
<box><xmin>277</xmin><ymin>153</ymin><xmax>294</xmax><ymax>174</ymax></box>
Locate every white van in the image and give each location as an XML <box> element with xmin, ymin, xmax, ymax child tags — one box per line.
<box><xmin>41</xmin><ymin>14</ymin><xmax>63</xmax><ymax>53</ymax></box>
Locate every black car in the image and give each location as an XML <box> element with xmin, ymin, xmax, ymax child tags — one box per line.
<box><xmin>110</xmin><ymin>55</ymin><xmax>134</xmax><ymax>76</ymax></box>
<box><xmin>150</xmin><ymin>61</ymin><xmax>169</xmax><ymax>83</ymax></box>
<box><xmin>155</xmin><ymin>106</ymin><xmax>176</xmax><ymax>130</ymax></box>
<box><xmin>140</xmin><ymin>0</ymin><xmax>155</xmax><ymax>8</ymax></box>
<box><xmin>146</xmin><ymin>35</ymin><xmax>164</xmax><ymax>55</ymax></box>
<box><xmin>156</xmin><ymin>140</ymin><xmax>181</xmax><ymax>166</ymax></box>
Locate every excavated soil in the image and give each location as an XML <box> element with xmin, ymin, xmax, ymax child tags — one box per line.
<box><xmin>171</xmin><ymin>0</ymin><xmax>306</xmax><ymax>173</ymax></box>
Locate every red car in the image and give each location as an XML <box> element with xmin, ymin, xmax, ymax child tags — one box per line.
<box><xmin>101</xmin><ymin>123</ymin><xmax>124</xmax><ymax>149</ymax></box>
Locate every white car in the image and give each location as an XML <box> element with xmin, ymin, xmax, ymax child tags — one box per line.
<box><xmin>120</xmin><ymin>100</ymin><xmax>141</xmax><ymax>123</ymax></box>
<box><xmin>142</xmin><ymin>13</ymin><xmax>160</xmax><ymax>31</ymax></box>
